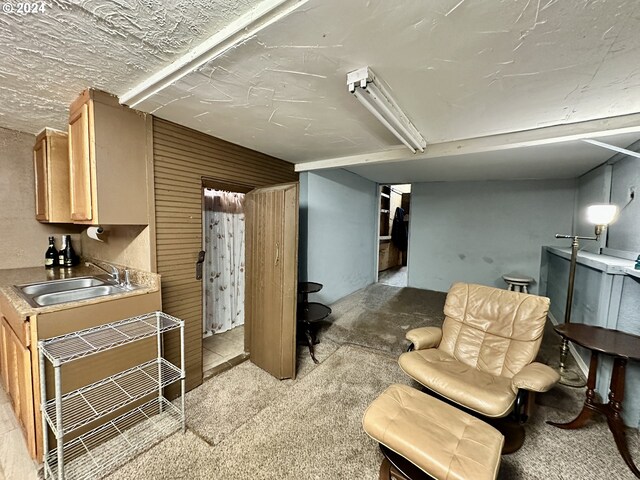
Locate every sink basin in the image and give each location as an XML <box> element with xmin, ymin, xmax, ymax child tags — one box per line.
<box><xmin>14</xmin><ymin>275</ymin><xmax>138</xmax><ymax>308</ymax></box>
<box><xmin>20</xmin><ymin>277</ymin><xmax>108</xmax><ymax>296</ymax></box>
<box><xmin>32</xmin><ymin>285</ymin><xmax>127</xmax><ymax>307</ymax></box>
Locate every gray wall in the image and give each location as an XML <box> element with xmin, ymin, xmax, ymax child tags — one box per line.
<box><xmin>299</xmin><ymin>169</ymin><xmax>377</xmax><ymax>304</ymax></box>
<box><xmin>574</xmin><ymin>164</ymin><xmax>610</xmax><ymax>253</ymax></box>
<box><xmin>574</xmin><ymin>150</ymin><xmax>640</xmax><ymax>254</ymax></box>
<box><xmin>408</xmin><ymin>179</ymin><xmax>576</xmax><ymax>293</ymax></box>
<box><xmin>608</xmin><ymin>154</ymin><xmax>640</xmax><ymax>252</ymax></box>
<box><xmin>0</xmin><ymin>127</ymin><xmax>82</xmax><ymax>270</ymax></box>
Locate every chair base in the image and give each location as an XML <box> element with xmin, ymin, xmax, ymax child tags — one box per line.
<box><xmin>379</xmin><ymin>445</ymin><xmax>434</xmax><ymax>480</ymax></box>
<box><xmin>488</xmin><ymin>418</ymin><xmax>526</xmax><ymax>454</ymax></box>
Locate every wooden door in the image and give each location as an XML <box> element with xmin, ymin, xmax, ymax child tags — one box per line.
<box><xmin>33</xmin><ymin>137</ymin><xmax>48</xmax><ymax>221</ymax></box>
<box><xmin>245</xmin><ymin>182</ymin><xmax>298</xmax><ymax>380</ymax></box>
<box><xmin>68</xmin><ymin>103</ymin><xmax>93</xmax><ymax>222</ymax></box>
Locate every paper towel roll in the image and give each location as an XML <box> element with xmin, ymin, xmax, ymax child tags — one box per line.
<box><xmin>87</xmin><ymin>226</ymin><xmax>104</xmax><ymax>242</ymax></box>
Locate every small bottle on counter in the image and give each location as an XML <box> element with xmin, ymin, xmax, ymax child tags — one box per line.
<box><xmin>58</xmin><ymin>235</ymin><xmax>67</xmax><ymax>267</ymax></box>
<box><xmin>64</xmin><ymin>235</ymin><xmax>79</xmax><ymax>267</ymax></box>
<box><xmin>45</xmin><ymin>236</ymin><xmax>58</xmax><ymax>269</ymax></box>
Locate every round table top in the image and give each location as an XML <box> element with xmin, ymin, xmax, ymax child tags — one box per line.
<box><xmin>299</xmin><ymin>282</ymin><xmax>323</xmax><ymax>294</ymax></box>
<box><xmin>502</xmin><ymin>274</ymin><xmax>534</xmax><ymax>283</ymax></box>
<box><xmin>297</xmin><ymin>302</ymin><xmax>332</xmax><ymax>323</ymax></box>
<box><xmin>554</xmin><ymin>323</ymin><xmax>640</xmax><ymax>361</ymax></box>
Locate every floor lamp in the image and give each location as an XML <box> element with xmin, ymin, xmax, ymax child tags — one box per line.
<box><xmin>554</xmin><ymin>204</ymin><xmax>618</xmax><ymax>387</ymax></box>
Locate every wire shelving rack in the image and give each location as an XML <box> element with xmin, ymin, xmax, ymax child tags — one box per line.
<box><xmin>39</xmin><ymin>311</ymin><xmax>186</xmax><ymax>480</ymax></box>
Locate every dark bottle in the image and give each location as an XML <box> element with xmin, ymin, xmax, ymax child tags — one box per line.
<box><xmin>64</xmin><ymin>235</ymin><xmax>78</xmax><ymax>267</ymax></box>
<box><xmin>45</xmin><ymin>236</ymin><xmax>58</xmax><ymax>269</ymax></box>
<box><xmin>58</xmin><ymin>236</ymin><xmax>67</xmax><ymax>267</ymax></box>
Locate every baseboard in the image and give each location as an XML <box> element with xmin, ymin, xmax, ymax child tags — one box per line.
<box><xmin>547</xmin><ymin>312</ymin><xmax>589</xmax><ymax>377</ymax></box>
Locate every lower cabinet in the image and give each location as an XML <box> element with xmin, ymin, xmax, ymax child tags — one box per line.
<box><xmin>0</xmin><ymin>288</ymin><xmax>162</xmax><ymax>462</ymax></box>
<box><xmin>0</xmin><ymin>316</ymin><xmax>36</xmax><ymax>457</ymax></box>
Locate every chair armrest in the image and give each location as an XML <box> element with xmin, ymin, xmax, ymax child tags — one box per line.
<box><xmin>406</xmin><ymin>327</ymin><xmax>442</xmax><ymax>350</ymax></box>
<box><xmin>511</xmin><ymin>363</ymin><xmax>560</xmax><ymax>394</ymax></box>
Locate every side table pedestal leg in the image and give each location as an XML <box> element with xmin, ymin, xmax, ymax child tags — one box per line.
<box><xmin>607</xmin><ymin>358</ymin><xmax>640</xmax><ymax>479</ymax></box>
<box><xmin>548</xmin><ymin>352</ymin><xmax>598</xmax><ymax>430</ymax></box>
<box><xmin>305</xmin><ymin>326</ymin><xmax>319</xmax><ymax>364</ymax></box>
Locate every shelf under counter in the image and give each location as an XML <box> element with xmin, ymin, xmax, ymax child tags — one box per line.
<box><xmin>43</xmin><ymin>358</ymin><xmax>182</xmax><ymax>435</ymax></box>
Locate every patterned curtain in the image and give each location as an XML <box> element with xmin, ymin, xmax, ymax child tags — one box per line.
<box><xmin>203</xmin><ymin>189</ymin><xmax>246</xmax><ymax>334</ymax></box>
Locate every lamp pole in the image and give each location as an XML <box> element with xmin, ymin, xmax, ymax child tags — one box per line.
<box><xmin>554</xmin><ymin>233</ymin><xmax>598</xmax><ymax>387</ymax></box>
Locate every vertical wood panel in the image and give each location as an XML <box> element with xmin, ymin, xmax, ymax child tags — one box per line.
<box><xmin>152</xmin><ymin>118</ymin><xmax>297</xmax><ymax>392</ymax></box>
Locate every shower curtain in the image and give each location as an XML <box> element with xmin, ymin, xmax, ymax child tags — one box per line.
<box><xmin>203</xmin><ymin>189</ymin><xmax>245</xmax><ymax>334</ymax></box>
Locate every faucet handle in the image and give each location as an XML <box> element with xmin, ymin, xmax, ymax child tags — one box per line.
<box><xmin>124</xmin><ymin>269</ymin><xmax>131</xmax><ymax>289</ymax></box>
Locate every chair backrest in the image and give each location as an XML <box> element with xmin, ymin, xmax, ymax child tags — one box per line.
<box><xmin>438</xmin><ymin>282</ymin><xmax>550</xmax><ymax>378</ymax></box>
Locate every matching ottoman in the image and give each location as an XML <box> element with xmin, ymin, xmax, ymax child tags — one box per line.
<box><xmin>363</xmin><ymin>384</ymin><xmax>504</xmax><ymax>480</ymax></box>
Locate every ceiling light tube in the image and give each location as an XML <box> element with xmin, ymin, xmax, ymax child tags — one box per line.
<box><xmin>354</xmin><ymin>90</ymin><xmax>416</xmax><ymax>153</ymax></box>
<box><xmin>583</xmin><ymin>139</ymin><xmax>640</xmax><ymax>159</ymax></box>
<box><xmin>364</xmin><ymin>84</ymin><xmax>425</xmax><ymax>152</ymax></box>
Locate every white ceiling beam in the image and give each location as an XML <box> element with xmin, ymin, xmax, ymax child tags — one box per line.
<box><xmin>120</xmin><ymin>0</ymin><xmax>309</xmax><ymax>108</ymax></box>
<box><xmin>295</xmin><ymin>113</ymin><xmax>640</xmax><ymax>172</ymax></box>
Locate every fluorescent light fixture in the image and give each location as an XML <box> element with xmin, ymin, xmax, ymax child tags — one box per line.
<box><xmin>347</xmin><ymin>67</ymin><xmax>426</xmax><ymax>153</ymax></box>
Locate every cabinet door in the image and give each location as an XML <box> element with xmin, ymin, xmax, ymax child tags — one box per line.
<box><xmin>2</xmin><ymin>317</ymin><xmax>36</xmax><ymax>458</ymax></box>
<box><xmin>69</xmin><ymin>103</ymin><xmax>93</xmax><ymax>222</ymax></box>
<box><xmin>33</xmin><ymin>137</ymin><xmax>48</xmax><ymax>221</ymax></box>
<box><xmin>0</xmin><ymin>319</ymin><xmax>8</xmax><ymax>391</ymax></box>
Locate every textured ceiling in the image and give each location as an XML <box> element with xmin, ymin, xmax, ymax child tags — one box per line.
<box><xmin>134</xmin><ymin>0</ymin><xmax>640</xmax><ymax>166</ymax></box>
<box><xmin>1</xmin><ymin>0</ymin><xmax>639</xmax><ymax>181</ymax></box>
<box><xmin>0</xmin><ymin>0</ymin><xmax>258</xmax><ymax>133</ymax></box>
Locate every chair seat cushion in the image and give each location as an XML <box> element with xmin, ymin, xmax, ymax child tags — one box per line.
<box><xmin>399</xmin><ymin>349</ymin><xmax>517</xmax><ymax>417</ymax></box>
<box><xmin>363</xmin><ymin>384</ymin><xmax>504</xmax><ymax>480</ymax></box>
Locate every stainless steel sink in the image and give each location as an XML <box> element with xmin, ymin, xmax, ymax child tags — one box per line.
<box><xmin>20</xmin><ymin>277</ymin><xmax>108</xmax><ymax>296</ymax></box>
<box><xmin>32</xmin><ymin>285</ymin><xmax>127</xmax><ymax>306</ymax></box>
<box><xmin>14</xmin><ymin>275</ymin><xmax>137</xmax><ymax>308</ymax></box>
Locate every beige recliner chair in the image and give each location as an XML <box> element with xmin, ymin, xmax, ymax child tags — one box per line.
<box><xmin>399</xmin><ymin>282</ymin><xmax>559</xmax><ymax>450</ymax></box>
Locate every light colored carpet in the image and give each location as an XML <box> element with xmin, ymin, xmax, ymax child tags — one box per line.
<box><xmin>319</xmin><ymin>283</ymin><xmax>446</xmax><ymax>356</ymax></box>
<box><xmin>109</xmin><ymin>345</ymin><xmax>407</xmax><ymax>479</ymax></box>
<box><xmin>107</xmin><ymin>284</ymin><xmax>640</xmax><ymax>480</ymax></box>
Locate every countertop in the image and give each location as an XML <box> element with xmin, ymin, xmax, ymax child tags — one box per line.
<box><xmin>0</xmin><ymin>261</ymin><xmax>161</xmax><ymax>317</ymax></box>
<box><xmin>544</xmin><ymin>246</ymin><xmax>635</xmax><ymax>275</ymax></box>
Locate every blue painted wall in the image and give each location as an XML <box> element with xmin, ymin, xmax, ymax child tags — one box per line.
<box><xmin>407</xmin><ymin>179</ymin><xmax>576</xmax><ymax>293</ymax></box>
<box><xmin>299</xmin><ymin>169</ymin><xmax>377</xmax><ymax>305</ymax></box>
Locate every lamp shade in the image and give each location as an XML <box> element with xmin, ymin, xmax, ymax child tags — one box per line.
<box><xmin>586</xmin><ymin>204</ymin><xmax>618</xmax><ymax>226</ymax></box>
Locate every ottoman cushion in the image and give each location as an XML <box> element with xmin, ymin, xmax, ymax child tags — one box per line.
<box><xmin>363</xmin><ymin>384</ymin><xmax>504</xmax><ymax>480</ymax></box>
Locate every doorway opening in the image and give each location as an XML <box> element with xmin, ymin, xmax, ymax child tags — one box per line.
<box><xmin>201</xmin><ymin>184</ymin><xmax>250</xmax><ymax>374</ymax></box>
<box><xmin>377</xmin><ymin>184</ymin><xmax>411</xmax><ymax>287</ymax></box>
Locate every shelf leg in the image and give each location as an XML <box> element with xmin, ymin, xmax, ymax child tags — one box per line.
<box><xmin>38</xmin><ymin>343</ymin><xmax>49</xmax><ymax>480</ymax></box>
<box><xmin>54</xmin><ymin>363</ymin><xmax>64</xmax><ymax>480</ymax></box>
<box><xmin>157</xmin><ymin>313</ymin><xmax>163</xmax><ymax>415</ymax></box>
<box><xmin>180</xmin><ymin>321</ymin><xmax>186</xmax><ymax>433</ymax></box>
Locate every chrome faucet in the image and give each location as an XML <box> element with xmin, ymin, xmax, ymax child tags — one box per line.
<box><xmin>123</xmin><ymin>269</ymin><xmax>132</xmax><ymax>289</ymax></box>
<box><xmin>85</xmin><ymin>261</ymin><xmax>120</xmax><ymax>284</ymax></box>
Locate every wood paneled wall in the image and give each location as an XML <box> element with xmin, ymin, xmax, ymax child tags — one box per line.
<box><xmin>152</xmin><ymin>118</ymin><xmax>297</xmax><ymax>392</ymax></box>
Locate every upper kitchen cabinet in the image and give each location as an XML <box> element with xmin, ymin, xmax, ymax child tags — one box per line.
<box><xmin>33</xmin><ymin>128</ymin><xmax>71</xmax><ymax>223</ymax></box>
<box><xmin>68</xmin><ymin>89</ymin><xmax>149</xmax><ymax>225</ymax></box>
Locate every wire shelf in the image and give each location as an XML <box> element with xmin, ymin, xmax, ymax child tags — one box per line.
<box><xmin>43</xmin><ymin>358</ymin><xmax>182</xmax><ymax>435</ymax></box>
<box><xmin>40</xmin><ymin>312</ymin><xmax>182</xmax><ymax>365</ymax></box>
<box><xmin>44</xmin><ymin>397</ymin><xmax>181</xmax><ymax>480</ymax></box>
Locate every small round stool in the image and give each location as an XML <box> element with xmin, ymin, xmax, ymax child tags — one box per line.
<box><xmin>502</xmin><ymin>274</ymin><xmax>534</xmax><ymax>293</ymax></box>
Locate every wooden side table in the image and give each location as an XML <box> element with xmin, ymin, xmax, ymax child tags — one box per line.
<box><xmin>548</xmin><ymin>323</ymin><xmax>640</xmax><ymax>478</ymax></box>
<box><xmin>297</xmin><ymin>282</ymin><xmax>332</xmax><ymax>364</ymax></box>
